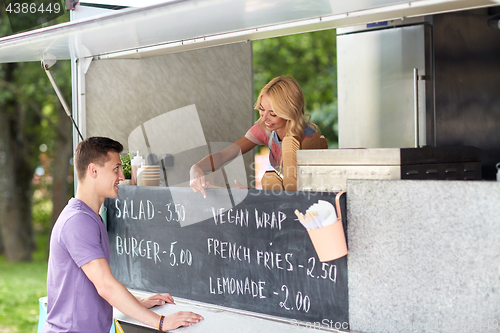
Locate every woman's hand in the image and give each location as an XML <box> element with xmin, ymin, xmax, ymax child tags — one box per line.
<box><xmin>233</xmin><ymin>179</ymin><xmax>248</xmax><ymax>189</ymax></box>
<box><xmin>190</xmin><ymin>164</ymin><xmax>209</xmax><ymax>198</ymax></box>
<box><xmin>162</xmin><ymin>311</ymin><xmax>204</xmax><ymax>331</ymax></box>
<box><xmin>136</xmin><ymin>293</ymin><xmax>175</xmax><ymax>308</ymax></box>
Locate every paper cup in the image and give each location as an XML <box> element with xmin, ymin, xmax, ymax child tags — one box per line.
<box><xmin>137</xmin><ymin>166</ymin><xmax>161</xmax><ymax>177</ymax></box>
<box><xmin>141</xmin><ymin>166</ymin><xmax>160</xmax><ymax>170</ymax></box>
<box><xmin>307</xmin><ymin>220</ymin><xmax>347</xmax><ymax>262</ymax></box>
<box><xmin>138</xmin><ymin>178</ymin><xmax>160</xmax><ymax>186</ymax></box>
<box><xmin>137</xmin><ymin>172</ymin><xmax>160</xmax><ymax>186</ymax></box>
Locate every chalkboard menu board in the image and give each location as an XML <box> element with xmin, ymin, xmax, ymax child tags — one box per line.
<box><xmin>105</xmin><ymin>187</ymin><xmax>348</xmax><ymax>324</ymax></box>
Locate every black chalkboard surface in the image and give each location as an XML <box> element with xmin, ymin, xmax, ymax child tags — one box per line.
<box><xmin>105</xmin><ymin>187</ymin><xmax>348</xmax><ymax>324</ymax></box>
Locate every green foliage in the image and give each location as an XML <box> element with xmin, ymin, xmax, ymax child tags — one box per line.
<box><xmin>0</xmin><ymin>7</ymin><xmax>72</xmax><ymax>262</ymax></box>
<box><xmin>0</xmin><ymin>9</ymin><xmax>72</xmax><ymax>178</ymax></box>
<box><xmin>0</xmin><ymin>0</ymin><xmax>68</xmax><ymax>36</ymax></box>
<box><xmin>0</xmin><ymin>59</ymin><xmax>73</xmax><ymax>240</ymax></box>
<box><xmin>3</xmin><ymin>0</ymin><xmax>66</xmax><ymax>34</ymax></box>
<box><xmin>310</xmin><ymin>102</ymin><xmax>339</xmax><ymax>148</ymax></box>
<box><xmin>121</xmin><ymin>153</ymin><xmax>132</xmax><ymax>179</ymax></box>
<box><xmin>253</xmin><ymin>29</ymin><xmax>338</xmax><ymax>147</ymax></box>
<box><xmin>32</xmin><ymin>190</ymin><xmax>54</xmax><ymax>232</ymax></box>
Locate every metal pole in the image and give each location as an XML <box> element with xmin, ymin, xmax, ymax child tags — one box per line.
<box><xmin>43</xmin><ymin>62</ymin><xmax>84</xmax><ymax>141</ymax></box>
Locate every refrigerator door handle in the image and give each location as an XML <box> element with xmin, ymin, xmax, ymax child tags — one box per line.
<box><xmin>413</xmin><ymin>69</ymin><xmax>427</xmax><ymax>148</ymax></box>
<box><xmin>413</xmin><ymin>68</ymin><xmax>420</xmax><ymax>148</ymax></box>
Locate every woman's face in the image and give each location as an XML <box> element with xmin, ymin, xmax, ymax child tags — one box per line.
<box><xmin>258</xmin><ymin>94</ymin><xmax>287</xmax><ymax>137</ymax></box>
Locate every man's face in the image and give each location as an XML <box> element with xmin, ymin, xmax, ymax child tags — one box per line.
<box><xmin>96</xmin><ymin>151</ymin><xmax>125</xmax><ymax>199</ymax></box>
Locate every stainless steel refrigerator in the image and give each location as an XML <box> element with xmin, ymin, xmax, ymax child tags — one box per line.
<box><xmin>337</xmin><ymin>22</ymin><xmax>434</xmax><ymax>149</ymax></box>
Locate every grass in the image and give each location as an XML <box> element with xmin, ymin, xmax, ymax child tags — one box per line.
<box><xmin>0</xmin><ymin>233</ymin><xmax>48</xmax><ymax>333</ymax></box>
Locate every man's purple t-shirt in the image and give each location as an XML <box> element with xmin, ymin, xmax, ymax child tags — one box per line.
<box><xmin>43</xmin><ymin>198</ymin><xmax>112</xmax><ymax>333</ymax></box>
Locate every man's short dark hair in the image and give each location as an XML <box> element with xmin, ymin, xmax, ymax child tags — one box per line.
<box><xmin>74</xmin><ymin>137</ymin><xmax>123</xmax><ymax>181</ymax></box>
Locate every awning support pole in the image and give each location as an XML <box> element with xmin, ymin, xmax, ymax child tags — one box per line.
<box><xmin>42</xmin><ymin>60</ymin><xmax>84</xmax><ymax>141</ymax></box>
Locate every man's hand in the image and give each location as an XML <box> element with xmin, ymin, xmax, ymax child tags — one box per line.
<box><xmin>136</xmin><ymin>293</ymin><xmax>175</xmax><ymax>308</ymax></box>
<box><xmin>162</xmin><ymin>311</ymin><xmax>204</xmax><ymax>331</ymax></box>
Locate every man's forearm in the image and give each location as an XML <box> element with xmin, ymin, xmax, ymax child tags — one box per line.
<box><xmin>99</xmin><ymin>277</ymin><xmax>159</xmax><ymax>329</ymax></box>
<box><xmin>82</xmin><ymin>258</ymin><xmax>160</xmax><ymax>330</ymax></box>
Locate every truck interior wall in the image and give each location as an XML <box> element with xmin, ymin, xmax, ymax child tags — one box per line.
<box><xmin>433</xmin><ymin>8</ymin><xmax>500</xmax><ymax>180</ymax></box>
<box><xmin>84</xmin><ymin>42</ymin><xmax>255</xmax><ymax>187</ymax></box>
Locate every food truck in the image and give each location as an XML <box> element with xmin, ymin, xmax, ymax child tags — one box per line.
<box><xmin>1</xmin><ymin>0</ymin><xmax>499</xmax><ymax>332</ymax></box>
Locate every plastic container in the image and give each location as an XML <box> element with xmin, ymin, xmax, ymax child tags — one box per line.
<box><xmin>131</xmin><ymin>151</ymin><xmax>144</xmax><ymax>186</ymax></box>
<box><xmin>307</xmin><ymin>191</ymin><xmax>348</xmax><ymax>262</ymax></box>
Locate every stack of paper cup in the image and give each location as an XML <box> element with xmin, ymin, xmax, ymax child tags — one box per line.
<box><xmin>137</xmin><ymin>165</ymin><xmax>161</xmax><ymax>186</ymax></box>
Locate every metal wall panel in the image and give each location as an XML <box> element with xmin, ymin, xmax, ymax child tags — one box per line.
<box><xmin>84</xmin><ymin>42</ymin><xmax>255</xmax><ymax>187</ymax></box>
<box><xmin>433</xmin><ymin>10</ymin><xmax>500</xmax><ymax>179</ymax></box>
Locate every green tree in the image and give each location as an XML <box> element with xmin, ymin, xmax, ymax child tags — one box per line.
<box><xmin>253</xmin><ymin>29</ymin><xmax>338</xmax><ymax>147</ymax></box>
<box><xmin>0</xmin><ymin>9</ymin><xmax>72</xmax><ymax>261</ymax></box>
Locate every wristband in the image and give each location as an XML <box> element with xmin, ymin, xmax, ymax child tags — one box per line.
<box><xmin>158</xmin><ymin>315</ymin><xmax>165</xmax><ymax>331</ymax></box>
<box><xmin>209</xmin><ymin>154</ymin><xmax>215</xmax><ymax>172</ymax></box>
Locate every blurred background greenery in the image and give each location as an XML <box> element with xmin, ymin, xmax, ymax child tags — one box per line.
<box><xmin>253</xmin><ymin>29</ymin><xmax>338</xmax><ymax>149</ymax></box>
<box><xmin>0</xmin><ymin>5</ymin><xmax>337</xmax><ymax>331</ymax></box>
<box><xmin>0</xmin><ymin>4</ymin><xmax>73</xmax><ymax>332</ymax></box>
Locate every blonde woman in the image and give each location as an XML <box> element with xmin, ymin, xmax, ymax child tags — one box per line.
<box><xmin>190</xmin><ymin>76</ymin><xmax>319</xmax><ymax>198</ymax></box>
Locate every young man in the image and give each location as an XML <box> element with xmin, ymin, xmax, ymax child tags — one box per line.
<box><xmin>43</xmin><ymin>137</ymin><xmax>203</xmax><ymax>333</ymax></box>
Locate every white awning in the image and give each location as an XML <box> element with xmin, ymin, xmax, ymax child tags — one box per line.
<box><xmin>81</xmin><ymin>0</ymin><xmax>169</xmax><ymax>6</ymax></box>
<box><xmin>0</xmin><ymin>0</ymin><xmax>496</xmax><ymax>63</ymax></box>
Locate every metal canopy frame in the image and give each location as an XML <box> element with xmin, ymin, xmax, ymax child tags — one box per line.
<box><xmin>0</xmin><ymin>0</ymin><xmax>497</xmax><ymax>63</ymax></box>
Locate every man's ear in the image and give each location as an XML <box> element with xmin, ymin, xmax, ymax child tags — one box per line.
<box><xmin>88</xmin><ymin>163</ymin><xmax>98</xmax><ymax>179</ymax></box>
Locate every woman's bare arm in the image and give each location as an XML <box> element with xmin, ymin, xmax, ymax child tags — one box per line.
<box><xmin>190</xmin><ymin>137</ymin><xmax>256</xmax><ymax>198</ymax></box>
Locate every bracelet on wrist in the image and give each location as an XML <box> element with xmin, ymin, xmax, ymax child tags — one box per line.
<box><xmin>158</xmin><ymin>315</ymin><xmax>165</xmax><ymax>331</ymax></box>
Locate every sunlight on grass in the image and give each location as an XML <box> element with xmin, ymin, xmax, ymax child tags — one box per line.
<box><xmin>0</xmin><ymin>237</ymin><xmax>48</xmax><ymax>333</ymax></box>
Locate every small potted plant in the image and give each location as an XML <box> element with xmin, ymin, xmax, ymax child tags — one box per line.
<box><xmin>119</xmin><ymin>153</ymin><xmax>132</xmax><ymax>185</ymax></box>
